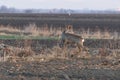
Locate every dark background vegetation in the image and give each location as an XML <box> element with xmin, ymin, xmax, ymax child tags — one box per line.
<box><xmin>0</xmin><ymin>13</ymin><xmax>120</xmax><ymax>32</ymax></box>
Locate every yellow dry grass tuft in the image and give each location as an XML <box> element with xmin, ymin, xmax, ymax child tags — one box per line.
<box><xmin>0</xmin><ymin>24</ymin><xmax>120</xmax><ymax>39</ymax></box>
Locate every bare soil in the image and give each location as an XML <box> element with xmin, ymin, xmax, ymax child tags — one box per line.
<box><xmin>0</xmin><ymin>57</ymin><xmax>120</xmax><ymax>80</ymax></box>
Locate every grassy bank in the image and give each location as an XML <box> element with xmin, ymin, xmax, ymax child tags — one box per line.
<box><xmin>0</xmin><ymin>35</ymin><xmax>59</xmax><ymax>40</ymax></box>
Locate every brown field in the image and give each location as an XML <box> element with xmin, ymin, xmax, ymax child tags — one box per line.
<box><xmin>0</xmin><ymin>13</ymin><xmax>120</xmax><ymax>80</ymax></box>
<box><xmin>0</xmin><ymin>58</ymin><xmax>120</xmax><ymax>80</ymax></box>
<box><xmin>0</xmin><ymin>13</ymin><xmax>120</xmax><ymax>32</ymax></box>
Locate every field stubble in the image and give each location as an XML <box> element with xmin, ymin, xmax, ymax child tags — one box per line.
<box><xmin>0</xmin><ymin>41</ymin><xmax>120</xmax><ymax>80</ymax></box>
<box><xmin>0</xmin><ymin>25</ymin><xmax>120</xmax><ymax>80</ymax></box>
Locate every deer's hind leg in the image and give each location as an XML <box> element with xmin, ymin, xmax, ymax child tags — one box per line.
<box><xmin>77</xmin><ymin>44</ymin><xmax>83</xmax><ymax>53</ymax></box>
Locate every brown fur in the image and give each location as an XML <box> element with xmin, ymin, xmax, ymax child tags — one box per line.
<box><xmin>60</xmin><ymin>30</ymin><xmax>84</xmax><ymax>52</ymax></box>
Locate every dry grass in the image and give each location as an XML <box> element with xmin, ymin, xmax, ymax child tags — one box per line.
<box><xmin>0</xmin><ymin>43</ymin><xmax>119</xmax><ymax>63</ymax></box>
<box><xmin>0</xmin><ymin>25</ymin><xmax>20</xmax><ymax>32</ymax></box>
<box><xmin>0</xmin><ymin>24</ymin><xmax>120</xmax><ymax>39</ymax></box>
<box><xmin>0</xmin><ymin>24</ymin><xmax>119</xmax><ymax>79</ymax></box>
<box><xmin>0</xmin><ymin>24</ymin><xmax>119</xmax><ymax>64</ymax></box>
<box><xmin>0</xmin><ymin>24</ymin><xmax>62</xmax><ymax>37</ymax></box>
